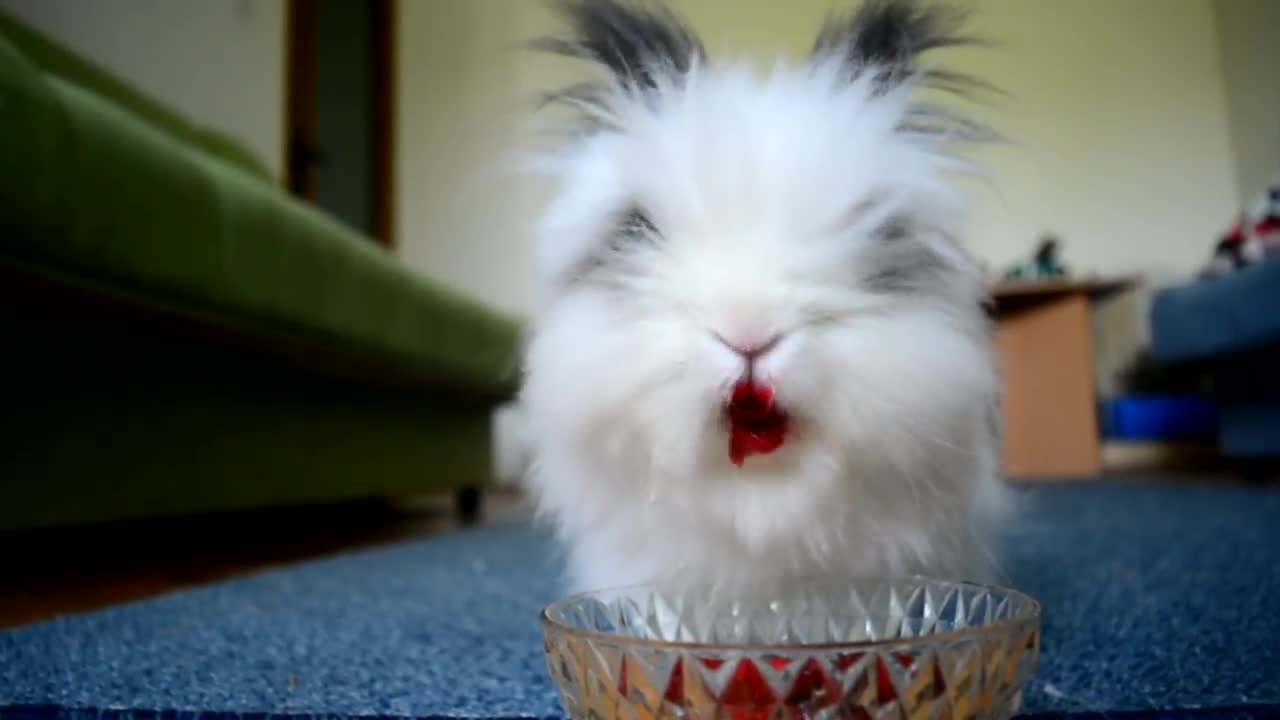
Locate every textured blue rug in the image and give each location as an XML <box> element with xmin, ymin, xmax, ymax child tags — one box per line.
<box><xmin>2</xmin><ymin>481</ymin><xmax>1279</xmax><ymax>720</ymax></box>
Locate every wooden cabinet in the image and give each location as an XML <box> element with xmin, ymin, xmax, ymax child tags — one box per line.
<box><xmin>991</xmin><ymin>277</ymin><xmax>1139</xmax><ymax>478</ymax></box>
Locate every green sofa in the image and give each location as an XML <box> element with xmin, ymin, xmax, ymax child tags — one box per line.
<box><xmin>0</xmin><ymin>13</ymin><xmax>522</xmax><ymax>532</ymax></box>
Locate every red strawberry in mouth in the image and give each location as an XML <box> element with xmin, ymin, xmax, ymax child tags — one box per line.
<box><xmin>726</xmin><ymin>380</ymin><xmax>788</xmax><ymax>466</ymax></box>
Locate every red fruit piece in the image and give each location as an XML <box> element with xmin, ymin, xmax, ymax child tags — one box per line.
<box><xmin>664</xmin><ymin>657</ymin><xmax>684</xmax><ymax>705</ymax></box>
<box><xmin>834</xmin><ymin>652</ymin><xmax>863</xmax><ymax>672</ymax></box>
<box><xmin>877</xmin><ymin>655</ymin><xmax>897</xmax><ymax>703</ymax></box>
<box><xmin>784</xmin><ymin>658</ymin><xmax>840</xmax><ymax>709</ymax></box>
<box><xmin>720</xmin><ymin>659</ymin><xmax>778</xmax><ymax>720</ymax></box>
<box><xmin>726</xmin><ymin>380</ymin><xmax>788</xmax><ymax>466</ymax></box>
<box><xmin>766</xmin><ymin>655</ymin><xmax>792</xmax><ymax>672</ymax></box>
<box><xmin>876</xmin><ymin>654</ymin><xmax>919</xmax><ymax>703</ymax></box>
<box><xmin>731</xmin><ymin>380</ymin><xmax>774</xmax><ymax>411</ymax></box>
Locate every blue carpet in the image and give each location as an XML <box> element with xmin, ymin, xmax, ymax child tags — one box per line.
<box><xmin>2</xmin><ymin>481</ymin><xmax>1280</xmax><ymax>720</ymax></box>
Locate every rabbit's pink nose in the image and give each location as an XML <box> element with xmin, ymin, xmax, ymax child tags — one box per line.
<box><xmin>714</xmin><ymin>332</ymin><xmax>783</xmax><ymax>360</ymax></box>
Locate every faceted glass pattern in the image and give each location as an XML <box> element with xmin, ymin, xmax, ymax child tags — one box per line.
<box><xmin>541</xmin><ymin>578</ymin><xmax>1040</xmax><ymax>720</ymax></box>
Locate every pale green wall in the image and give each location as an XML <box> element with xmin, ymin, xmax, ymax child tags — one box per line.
<box><xmin>1214</xmin><ymin>0</ymin><xmax>1280</xmax><ymax>201</ymax></box>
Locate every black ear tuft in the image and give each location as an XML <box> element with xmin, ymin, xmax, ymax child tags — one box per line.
<box><xmin>813</xmin><ymin>0</ymin><xmax>976</xmax><ymax>93</ymax></box>
<box><xmin>534</xmin><ymin>0</ymin><xmax>705</xmax><ymax>92</ymax></box>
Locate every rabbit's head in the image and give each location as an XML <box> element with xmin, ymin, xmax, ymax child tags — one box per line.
<box><xmin>523</xmin><ymin>0</ymin><xmax>998</xmax><ymax>497</ymax></box>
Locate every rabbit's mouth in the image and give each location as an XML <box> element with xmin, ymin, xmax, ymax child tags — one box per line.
<box><xmin>726</xmin><ymin>380</ymin><xmax>789</xmax><ymax>467</ymax></box>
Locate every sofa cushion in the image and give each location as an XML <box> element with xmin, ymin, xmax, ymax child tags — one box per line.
<box><xmin>1150</xmin><ymin>255</ymin><xmax>1280</xmax><ymax>364</ymax></box>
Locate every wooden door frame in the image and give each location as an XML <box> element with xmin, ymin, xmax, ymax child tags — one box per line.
<box><xmin>285</xmin><ymin>0</ymin><xmax>396</xmax><ymax>249</ymax></box>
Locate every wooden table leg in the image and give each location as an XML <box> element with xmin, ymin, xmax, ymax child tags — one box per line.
<box><xmin>995</xmin><ymin>290</ymin><xmax>1102</xmax><ymax>478</ymax></box>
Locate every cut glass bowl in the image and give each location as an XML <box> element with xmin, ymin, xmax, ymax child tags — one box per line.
<box><xmin>541</xmin><ymin>577</ymin><xmax>1040</xmax><ymax>720</ymax></box>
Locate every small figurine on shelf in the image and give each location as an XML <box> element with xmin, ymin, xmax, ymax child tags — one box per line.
<box><xmin>1203</xmin><ymin>218</ymin><xmax>1250</xmax><ymax>278</ymax></box>
<box><xmin>1202</xmin><ymin>175</ymin><xmax>1280</xmax><ymax>278</ymax></box>
<box><xmin>1251</xmin><ymin>184</ymin><xmax>1280</xmax><ymax>255</ymax></box>
<box><xmin>1004</xmin><ymin>233</ymin><xmax>1068</xmax><ymax>280</ymax></box>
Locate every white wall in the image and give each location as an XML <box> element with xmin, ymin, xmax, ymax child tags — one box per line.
<box><xmin>0</xmin><ymin>0</ymin><xmax>287</xmax><ymax>179</ymax></box>
<box><xmin>1214</xmin><ymin>0</ymin><xmax>1280</xmax><ymax>201</ymax></box>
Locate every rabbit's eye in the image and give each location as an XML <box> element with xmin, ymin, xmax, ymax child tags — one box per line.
<box><xmin>618</xmin><ymin>208</ymin><xmax>659</xmax><ymax>239</ymax></box>
<box><xmin>563</xmin><ymin>207</ymin><xmax>659</xmax><ymax>287</ymax></box>
<box><xmin>875</xmin><ymin>216</ymin><xmax>911</xmax><ymax>242</ymax></box>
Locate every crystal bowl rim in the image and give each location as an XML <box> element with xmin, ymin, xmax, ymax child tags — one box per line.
<box><xmin>540</xmin><ymin>575</ymin><xmax>1041</xmax><ymax>653</ymax></box>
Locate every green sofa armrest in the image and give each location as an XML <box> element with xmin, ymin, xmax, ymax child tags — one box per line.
<box><xmin>0</xmin><ymin>9</ymin><xmax>273</xmax><ymax>179</ymax></box>
<box><xmin>0</xmin><ymin>34</ymin><xmax>523</xmax><ymax>400</ymax></box>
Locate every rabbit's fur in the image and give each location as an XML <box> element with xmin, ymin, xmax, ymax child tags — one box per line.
<box><xmin>519</xmin><ymin>0</ymin><xmax>1009</xmax><ymax>594</ymax></box>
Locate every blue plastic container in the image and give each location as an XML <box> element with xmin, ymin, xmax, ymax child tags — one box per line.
<box><xmin>1100</xmin><ymin>394</ymin><xmax>1219</xmax><ymax>440</ymax></box>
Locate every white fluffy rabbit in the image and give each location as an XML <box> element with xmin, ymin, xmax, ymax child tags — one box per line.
<box><xmin>519</xmin><ymin>0</ymin><xmax>1010</xmax><ymax>595</ymax></box>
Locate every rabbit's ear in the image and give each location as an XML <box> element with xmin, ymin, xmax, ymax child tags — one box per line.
<box><xmin>534</xmin><ymin>0</ymin><xmax>705</xmax><ymax>94</ymax></box>
<box><xmin>811</xmin><ymin>0</ymin><xmax>977</xmax><ymax>95</ymax></box>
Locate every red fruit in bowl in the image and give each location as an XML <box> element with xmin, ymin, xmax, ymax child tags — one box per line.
<box><xmin>720</xmin><ymin>659</ymin><xmax>777</xmax><ymax>720</ymax></box>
